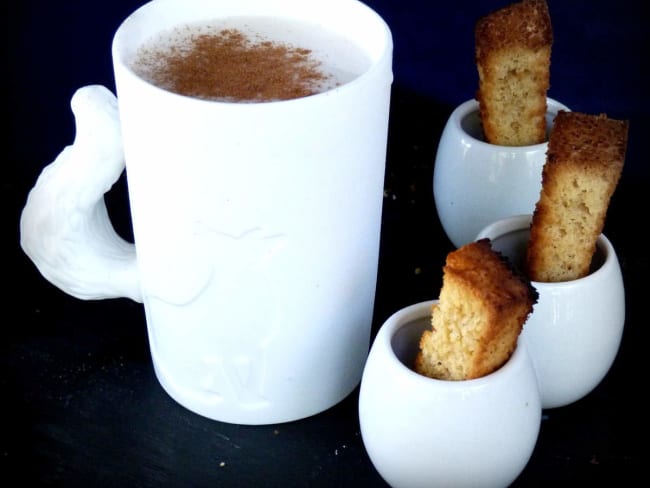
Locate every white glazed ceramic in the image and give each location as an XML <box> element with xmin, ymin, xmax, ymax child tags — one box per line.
<box><xmin>477</xmin><ymin>215</ymin><xmax>625</xmax><ymax>409</ymax></box>
<box><xmin>433</xmin><ymin>97</ymin><xmax>570</xmax><ymax>248</ymax></box>
<box><xmin>20</xmin><ymin>0</ymin><xmax>393</xmax><ymax>425</ymax></box>
<box><xmin>358</xmin><ymin>301</ymin><xmax>541</xmax><ymax>488</ymax></box>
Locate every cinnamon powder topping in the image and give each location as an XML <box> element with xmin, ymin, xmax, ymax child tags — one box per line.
<box><xmin>133</xmin><ymin>27</ymin><xmax>334</xmax><ymax>102</ymax></box>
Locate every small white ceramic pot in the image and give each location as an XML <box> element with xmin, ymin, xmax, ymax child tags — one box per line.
<box><xmin>476</xmin><ymin>215</ymin><xmax>625</xmax><ymax>409</ymax></box>
<box><xmin>433</xmin><ymin>98</ymin><xmax>570</xmax><ymax>248</ymax></box>
<box><xmin>358</xmin><ymin>301</ymin><xmax>541</xmax><ymax>488</ymax></box>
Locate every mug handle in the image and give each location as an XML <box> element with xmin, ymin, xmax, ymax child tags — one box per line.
<box><xmin>20</xmin><ymin>85</ymin><xmax>142</xmax><ymax>302</ymax></box>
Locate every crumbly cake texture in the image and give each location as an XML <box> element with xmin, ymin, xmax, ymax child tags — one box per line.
<box><xmin>415</xmin><ymin>239</ymin><xmax>538</xmax><ymax>381</ymax></box>
<box><xmin>475</xmin><ymin>0</ymin><xmax>552</xmax><ymax>146</ymax></box>
<box><xmin>525</xmin><ymin>111</ymin><xmax>628</xmax><ymax>282</ymax></box>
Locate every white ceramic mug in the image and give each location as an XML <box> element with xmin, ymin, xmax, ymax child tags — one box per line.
<box><xmin>358</xmin><ymin>301</ymin><xmax>541</xmax><ymax>488</ymax></box>
<box><xmin>20</xmin><ymin>0</ymin><xmax>393</xmax><ymax>425</ymax></box>
<box><xmin>433</xmin><ymin>97</ymin><xmax>570</xmax><ymax>248</ymax></box>
<box><xmin>476</xmin><ymin>215</ymin><xmax>625</xmax><ymax>409</ymax></box>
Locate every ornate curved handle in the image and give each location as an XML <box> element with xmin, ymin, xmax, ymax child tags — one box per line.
<box><xmin>20</xmin><ymin>85</ymin><xmax>142</xmax><ymax>302</ymax></box>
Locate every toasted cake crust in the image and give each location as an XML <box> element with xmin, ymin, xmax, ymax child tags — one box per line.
<box><xmin>475</xmin><ymin>0</ymin><xmax>552</xmax><ymax>146</ymax></box>
<box><xmin>525</xmin><ymin>111</ymin><xmax>628</xmax><ymax>282</ymax></box>
<box><xmin>415</xmin><ymin>239</ymin><xmax>538</xmax><ymax>381</ymax></box>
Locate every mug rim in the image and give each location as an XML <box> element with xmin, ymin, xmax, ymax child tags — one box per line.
<box><xmin>111</xmin><ymin>0</ymin><xmax>393</xmax><ymax>106</ymax></box>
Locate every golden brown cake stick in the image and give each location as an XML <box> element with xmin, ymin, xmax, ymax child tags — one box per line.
<box><xmin>526</xmin><ymin>111</ymin><xmax>628</xmax><ymax>282</ymax></box>
<box><xmin>416</xmin><ymin>239</ymin><xmax>537</xmax><ymax>380</ymax></box>
<box><xmin>475</xmin><ymin>0</ymin><xmax>552</xmax><ymax>146</ymax></box>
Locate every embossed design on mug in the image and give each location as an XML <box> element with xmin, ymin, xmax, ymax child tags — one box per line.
<box><xmin>146</xmin><ymin>223</ymin><xmax>286</xmax><ymax>410</ymax></box>
<box><xmin>197</xmin><ymin>225</ymin><xmax>284</xmax><ymax>408</ymax></box>
<box><xmin>200</xmin><ymin>353</ymin><xmax>272</xmax><ymax>409</ymax></box>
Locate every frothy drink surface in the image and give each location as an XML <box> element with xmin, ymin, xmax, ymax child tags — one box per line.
<box><xmin>131</xmin><ymin>17</ymin><xmax>369</xmax><ymax>102</ymax></box>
